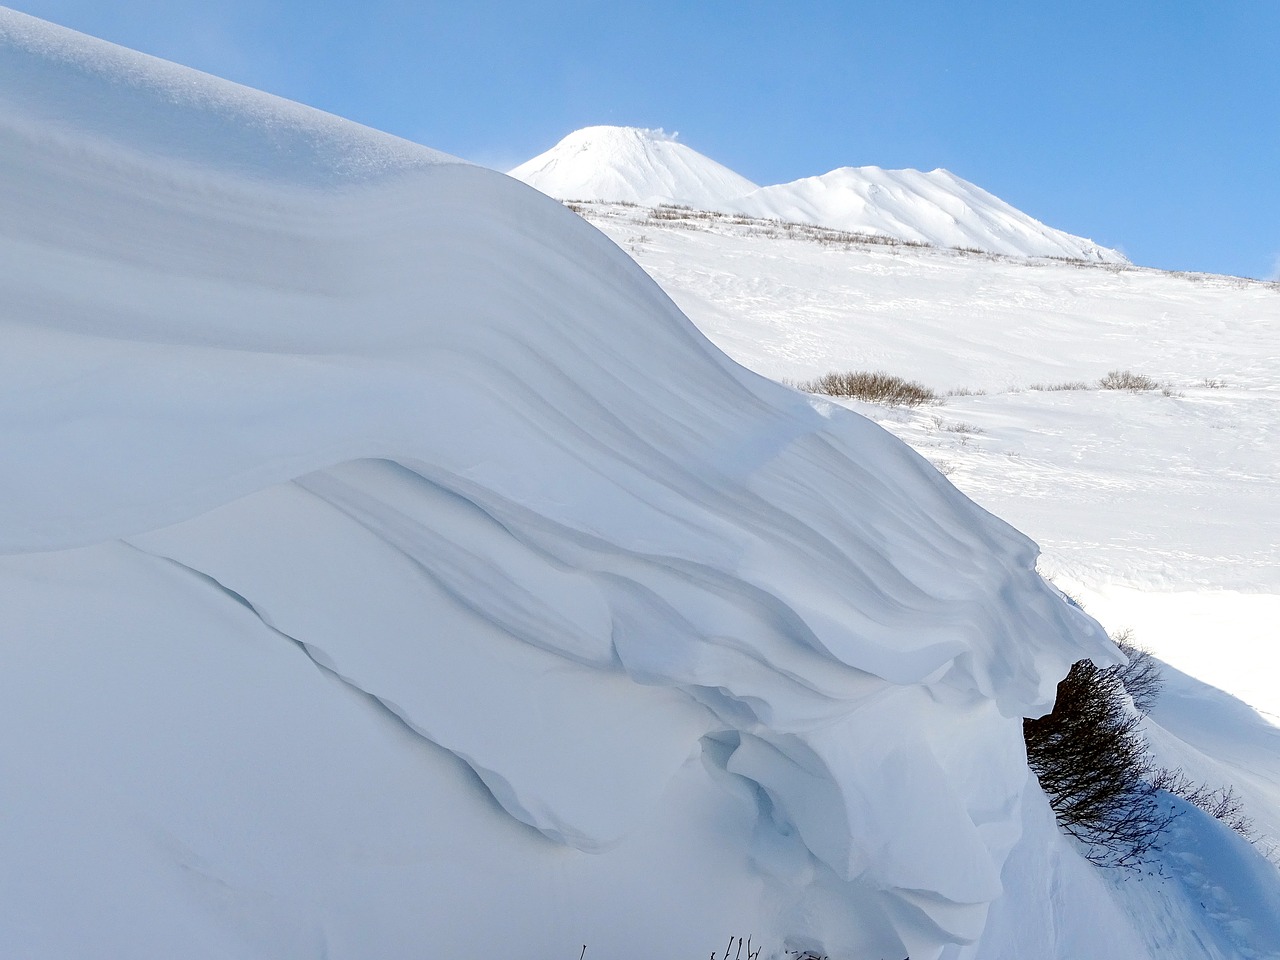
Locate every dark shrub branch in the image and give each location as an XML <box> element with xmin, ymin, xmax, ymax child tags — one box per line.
<box><xmin>1109</xmin><ymin>628</ymin><xmax>1163</xmax><ymax>714</ymax></box>
<box><xmin>1151</xmin><ymin>768</ymin><xmax>1256</xmax><ymax>839</ymax></box>
<box><xmin>1027</xmin><ymin>621</ymin><xmax>1260</xmax><ymax>866</ymax></box>
<box><xmin>1024</xmin><ymin>657</ymin><xmax>1174</xmax><ymax>867</ymax></box>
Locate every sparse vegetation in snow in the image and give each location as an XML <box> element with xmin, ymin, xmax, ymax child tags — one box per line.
<box><xmin>1028</xmin><ymin>620</ymin><xmax>1261</xmax><ymax>867</ymax></box>
<box><xmin>1098</xmin><ymin>369</ymin><xmax>1161</xmax><ymax>391</ymax></box>
<box><xmin>1028</xmin><ymin>380</ymin><xmax>1090</xmax><ymax>392</ymax></box>
<box><xmin>1024</xmin><ymin>652</ymin><xmax>1175</xmax><ymax>868</ymax></box>
<box><xmin>1109</xmin><ymin>628</ymin><xmax>1163</xmax><ymax>714</ymax></box>
<box><xmin>1152</xmin><ymin>768</ymin><xmax>1256</xmax><ymax>840</ymax></box>
<box><xmin>790</xmin><ymin>370</ymin><xmax>940</xmax><ymax>407</ymax></box>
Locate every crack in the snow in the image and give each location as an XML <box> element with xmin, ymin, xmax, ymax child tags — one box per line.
<box><xmin>121</xmin><ymin>543</ymin><xmax>520</xmax><ymax>823</ymax></box>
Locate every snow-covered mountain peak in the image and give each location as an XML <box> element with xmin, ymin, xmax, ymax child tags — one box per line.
<box><xmin>508</xmin><ymin>123</ymin><xmax>759</xmax><ymax>206</ymax></box>
<box><xmin>577</xmin><ymin>124</ymin><xmax>678</xmax><ymax>143</ymax></box>
<box><xmin>513</xmin><ymin>126</ymin><xmax>1126</xmax><ymax>263</ymax></box>
<box><xmin>730</xmin><ymin>164</ymin><xmax>1126</xmax><ymax>262</ymax></box>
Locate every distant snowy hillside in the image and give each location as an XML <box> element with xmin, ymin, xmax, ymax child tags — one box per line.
<box><xmin>733</xmin><ymin>166</ymin><xmax>1124</xmax><ymax>262</ymax></box>
<box><xmin>508</xmin><ymin>124</ymin><xmax>759</xmax><ymax>206</ymax></box>
<box><xmin>511</xmin><ymin>125</ymin><xmax>1126</xmax><ymax>263</ymax></box>
<box><xmin>0</xmin><ymin>10</ymin><xmax>1135</xmax><ymax>960</ymax></box>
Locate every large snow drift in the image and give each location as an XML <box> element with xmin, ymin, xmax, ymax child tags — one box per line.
<box><xmin>570</xmin><ymin>197</ymin><xmax>1280</xmax><ymax>954</ymax></box>
<box><xmin>1</xmin><ymin>9</ymin><xmax>1116</xmax><ymax>959</ymax></box>
<box><xmin>511</xmin><ymin>125</ymin><xmax>1126</xmax><ymax>263</ymax></box>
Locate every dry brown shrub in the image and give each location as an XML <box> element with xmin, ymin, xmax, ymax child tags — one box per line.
<box><xmin>793</xmin><ymin>370</ymin><xmax>939</xmax><ymax>407</ymax></box>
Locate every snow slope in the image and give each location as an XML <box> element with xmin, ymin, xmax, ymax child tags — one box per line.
<box><xmin>508</xmin><ymin>124</ymin><xmax>760</xmax><ymax>206</ymax></box>
<box><xmin>573</xmin><ymin>199</ymin><xmax>1280</xmax><ymax>956</ymax></box>
<box><xmin>0</xmin><ymin>10</ymin><xmax>1132</xmax><ymax>960</ymax></box>
<box><xmin>511</xmin><ymin>125</ymin><xmax>1125</xmax><ymax>262</ymax></box>
<box><xmin>573</xmin><ymin>203</ymin><xmax>1280</xmax><ymax>674</ymax></box>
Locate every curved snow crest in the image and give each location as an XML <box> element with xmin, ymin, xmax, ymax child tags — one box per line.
<box><xmin>2</xmin><ymin>13</ymin><xmax>1115</xmax><ymax>960</ymax></box>
<box><xmin>509</xmin><ymin>124</ymin><xmax>760</xmax><ymax>206</ymax></box>
<box><xmin>0</xmin><ymin>6</ymin><xmax>457</xmax><ymax>185</ymax></box>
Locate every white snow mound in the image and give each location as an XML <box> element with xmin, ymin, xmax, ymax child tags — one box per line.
<box><xmin>1</xmin><ymin>9</ymin><xmax>1116</xmax><ymax>960</ymax></box>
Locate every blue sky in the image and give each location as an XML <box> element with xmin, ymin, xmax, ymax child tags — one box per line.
<box><xmin>10</xmin><ymin>1</ymin><xmax>1279</xmax><ymax>278</ymax></box>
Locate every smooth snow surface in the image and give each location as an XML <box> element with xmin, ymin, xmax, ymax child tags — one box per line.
<box><xmin>511</xmin><ymin>125</ymin><xmax>1126</xmax><ymax>262</ymax></box>
<box><xmin>0</xmin><ymin>10</ymin><xmax>1128</xmax><ymax>960</ymax></box>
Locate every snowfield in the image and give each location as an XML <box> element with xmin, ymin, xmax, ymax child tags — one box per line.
<box><xmin>3</xmin><ymin>6</ymin><xmax>1279</xmax><ymax>960</ymax></box>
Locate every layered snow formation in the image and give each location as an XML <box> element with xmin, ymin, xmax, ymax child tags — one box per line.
<box><xmin>508</xmin><ymin>124</ymin><xmax>760</xmax><ymax>206</ymax></box>
<box><xmin>511</xmin><ymin>125</ymin><xmax>1126</xmax><ymax>263</ymax></box>
<box><xmin>574</xmin><ymin>199</ymin><xmax>1280</xmax><ymax>690</ymax></box>
<box><xmin>0</xmin><ymin>10</ymin><xmax>1124</xmax><ymax>960</ymax></box>
<box><xmin>571</xmin><ymin>196</ymin><xmax>1280</xmax><ymax>955</ymax></box>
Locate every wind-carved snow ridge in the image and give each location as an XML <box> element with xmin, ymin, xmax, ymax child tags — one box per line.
<box><xmin>1</xmin><ymin>9</ymin><xmax>1119</xmax><ymax>960</ymax></box>
<box><xmin>511</xmin><ymin>125</ymin><xmax>1126</xmax><ymax>263</ymax></box>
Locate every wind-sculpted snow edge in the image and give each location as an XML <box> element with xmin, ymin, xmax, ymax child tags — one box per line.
<box><xmin>1</xmin><ymin>10</ymin><xmax>1118</xmax><ymax>959</ymax></box>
